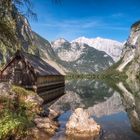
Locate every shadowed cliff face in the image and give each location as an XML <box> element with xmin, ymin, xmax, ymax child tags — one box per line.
<box><xmin>0</xmin><ymin>0</ymin><xmax>38</xmax><ymax>65</ymax></box>
<box><xmin>126</xmin><ymin>22</ymin><xmax>140</xmax><ymax>80</ymax></box>
<box><xmin>0</xmin><ymin>0</ymin><xmax>16</xmax><ymax>63</ymax></box>
<box><xmin>117</xmin><ymin>21</ymin><xmax>140</xmax><ymax>80</ymax></box>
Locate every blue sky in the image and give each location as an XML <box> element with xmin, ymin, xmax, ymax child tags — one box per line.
<box><xmin>29</xmin><ymin>0</ymin><xmax>140</xmax><ymax>42</ymax></box>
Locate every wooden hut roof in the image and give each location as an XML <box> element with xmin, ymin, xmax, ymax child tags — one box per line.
<box><xmin>22</xmin><ymin>52</ymin><xmax>61</xmax><ymax>76</ymax></box>
<box><xmin>1</xmin><ymin>51</ymin><xmax>62</xmax><ymax>76</ymax></box>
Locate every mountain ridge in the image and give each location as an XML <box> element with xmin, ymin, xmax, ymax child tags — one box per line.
<box><xmin>116</xmin><ymin>21</ymin><xmax>140</xmax><ymax>80</ymax></box>
<box><xmin>0</xmin><ymin>0</ymin><xmax>124</xmax><ymax>75</ymax></box>
<box><xmin>51</xmin><ymin>38</ymin><xmax>114</xmax><ymax>73</ymax></box>
<box><xmin>72</xmin><ymin>36</ymin><xmax>123</xmax><ymax>61</ymax></box>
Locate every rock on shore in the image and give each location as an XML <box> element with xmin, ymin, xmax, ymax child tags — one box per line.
<box><xmin>66</xmin><ymin>108</ymin><xmax>101</xmax><ymax>137</ymax></box>
<box><xmin>34</xmin><ymin>117</ymin><xmax>59</xmax><ymax>135</ymax></box>
<box><xmin>0</xmin><ymin>83</ymin><xmax>60</xmax><ymax>139</ymax></box>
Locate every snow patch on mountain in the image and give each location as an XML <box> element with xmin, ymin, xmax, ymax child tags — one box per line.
<box><xmin>51</xmin><ymin>40</ymin><xmax>85</xmax><ymax>62</ymax></box>
<box><xmin>57</xmin><ymin>45</ymin><xmax>84</xmax><ymax>62</ymax></box>
<box><xmin>51</xmin><ymin>38</ymin><xmax>69</xmax><ymax>50</ymax></box>
<box><xmin>51</xmin><ymin>38</ymin><xmax>115</xmax><ymax>73</ymax></box>
<box><xmin>72</xmin><ymin>36</ymin><xmax>123</xmax><ymax>61</ymax></box>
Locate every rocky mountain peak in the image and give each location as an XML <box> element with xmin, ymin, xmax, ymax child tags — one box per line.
<box><xmin>51</xmin><ymin>38</ymin><xmax>70</xmax><ymax>50</ymax></box>
<box><xmin>125</xmin><ymin>21</ymin><xmax>140</xmax><ymax>47</ymax></box>
<box><xmin>51</xmin><ymin>37</ymin><xmax>114</xmax><ymax>73</ymax></box>
<box><xmin>52</xmin><ymin>38</ymin><xmax>69</xmax><ymax>44</ymax></box>
<box><xmin>131</xmin><ymin>20</ymin><xmax>140</xmax><ymax>31</ymax></box>
<box><xmin>72</xmin><ymin>37</ymin><xmax>123</xmax><ymax>61</ymax></box>
<box><xmin>117</xmin><ymin>21</ymin><xmax>140</xmax><ymax>80</ymax></box>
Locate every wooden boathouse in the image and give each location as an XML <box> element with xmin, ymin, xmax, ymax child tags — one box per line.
<box><xmin>0</xmin><ymin>50</ymin><xmax>65</xmax><ymax>101</ymax></box>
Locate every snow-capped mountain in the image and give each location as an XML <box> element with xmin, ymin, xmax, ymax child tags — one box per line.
<box><xmin>51</xmin><ymin>38</ymin><xmax>85</xmax><ymax>62</ymax></box>
<box><xmin>72</xmin><ymin>37</ymin><xmax>123</xmax><ymax>61</ymax></box>
<box><xmin>51</xmin><ymin>38</ymin><xmax>114</xmax><ymax>73</ymax></box>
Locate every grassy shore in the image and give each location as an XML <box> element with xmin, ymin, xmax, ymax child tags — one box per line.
<box><xmin>0</xmin><ymin>85</ymin><xmax>41</xmax><ymax>140</ymax></box>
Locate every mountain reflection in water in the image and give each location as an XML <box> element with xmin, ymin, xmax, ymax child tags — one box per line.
<box><xmin>48</xmin><ymin>79</ymin><xmax>140</xmax><ymax>140</ymax></box>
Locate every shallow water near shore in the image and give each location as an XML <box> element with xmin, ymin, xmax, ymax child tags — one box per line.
<box><xmin>47</xmin><ymin>79</ymin><xmax>140</xmax><ymax>140</ymax></box>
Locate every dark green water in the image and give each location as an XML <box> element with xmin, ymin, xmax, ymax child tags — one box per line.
<box><xmin>48</xmin><ymin>79</ymin><xmax>140</xmax><ymax>140</ymax></box>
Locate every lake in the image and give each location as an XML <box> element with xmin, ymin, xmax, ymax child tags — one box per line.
<box><xmin>48</xmin><ymin>79</ymin><xmax>140</xmax><ymax>140</ymax></box>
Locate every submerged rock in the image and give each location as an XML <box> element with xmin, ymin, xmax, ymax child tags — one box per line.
<box><xmin>66</xmin><ymin>108</ymin><xmax>101</xmax><ymax>137</ymax></box>
<box><xmin>33</xmin><ymin>106</ymin><xmax>60</xmax><ymax>136</ymax></box>
<box><xmin>48</xmin><ymin>108</ymin><xmax>60</xmax><ymax>119</ymax></box>
<box><xmin>28</xmin><ymin>108</ymin><xmax>60</xmax><ymax>139</ymax></box>
<box><xmin>38</xmin><ymin>107</ymin><xmax>60</xmax><ymax>118</ymax></box>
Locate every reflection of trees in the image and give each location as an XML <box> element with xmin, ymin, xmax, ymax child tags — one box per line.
<box><xmin>49</xmin><ymin>79</ymin><xmax>140</xmax><ymax>139</ymax></box>
<box><xmin>116</xmin><ymin>81</ymin><xmax>140</xmax><ymax>134</ymax></box>
<box><xmin>87</xmin><ymin>92</ymin><xmax>124</xmax><ymax>118</ymax></box>
<box><xmin>50</xmin><ymin>91</ymin><xmax>84</xmax><ymax>113</ymax></box>
<box><xmin>66</xmin><ymin>79</ymin><xmax>114</xmax><ymax>107</ymax></box>
<box><xmin>50</xmin><ymin>80</ymin><xmax>115</xmax><ymax>113</ymax></box>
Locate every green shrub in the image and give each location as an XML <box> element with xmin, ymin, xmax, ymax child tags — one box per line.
<box><xmin>0</xmin><ymin>108</ymin><xmax>34</xmax><ymax>139</ymax></box>
<box><xmin>0</xmin><ymin>86</ymin><xmax>37</xmax><ymax>139</ymax></box>
<box><xmin>12</xmin><ymin>85</ymin><xmax>35</xmax><ymax>96</ymax></box>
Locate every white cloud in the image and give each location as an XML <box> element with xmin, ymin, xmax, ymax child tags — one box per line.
<box><xmin>42</xmin><ymin>18</ymin><xmax>102</xmax><ymax>29</ymax></box>
<box><xmin>39</xmin><ymin>17</ymin><xmax>128</xmax><ymax>31</ymax></box>
<box><xmin>30</xmin><ymin>16</ymin><xmax>129</xmax><ymax>41</ymax></box>
<box><xmin>111</xmin><ymin>13</ymin><xmax>125</xmax><ymax>18</ymax></box>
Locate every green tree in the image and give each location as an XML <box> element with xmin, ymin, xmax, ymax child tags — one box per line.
<box><xmin>12</xmin><ymin>0</ymin><xmax>61</xmax><ymax>19</ymax></box>
<box><xmin>13</xmin><ymin>0</ymin><xmax>37</xmax><ymax>20</ymax></box>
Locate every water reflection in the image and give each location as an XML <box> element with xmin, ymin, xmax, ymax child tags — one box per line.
<box><xmin>49</xmin><ymin>79</ymin><xmax>140</xmax><ymax>140</ymax></box>
<box><xmin>50</xmin><ymin>80</ymin><xmax>115</xmax><ymax>112</ymax></box>
<box><xmin>116</xmin><ymin>81</ymin><xmax>140</xmax><ymax>134</ymax></box>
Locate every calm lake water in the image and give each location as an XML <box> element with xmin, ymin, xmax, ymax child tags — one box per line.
<box><xmin>48</xmin><ymin>79</ymin><xmax>140</xmax><ymax>140</ymax></box>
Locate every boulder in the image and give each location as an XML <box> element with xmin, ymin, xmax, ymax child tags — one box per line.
<box><xmin>34</xmin><ymin>117</ymin><xmax>59</xmax><ymax>135</ymax></box>
<box><xmin>0</xmin><ymin>82</ymin><xmax>12</xmax><ymax>97</ymax></box>
<box><xmin>23</xmin><ymin>94</ymin><xmax>43</xmax><ymax>114</ymax></box>
<box><xmin>25</xmin><ymin>94</ymin><xmax>43</xmax><ymax>106</ymax></box>
<box><xmin>48</xmin><ymin>108</ymin><xmax>60</xmax><ymax>119</ymax></box>
<box><xmin>0</xmin><ymin>83</ymin><xmax>17</xmax><ymax>107</ymax></box>
<box><xmin>66</xmin><ymin>108</ymin><xmax>101</xmax><ymax>137</ymax></box>
<box><xmin>38</xmin><ymin>108</ymin><xmax>60</xmax><ymax>119</ymax></box>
